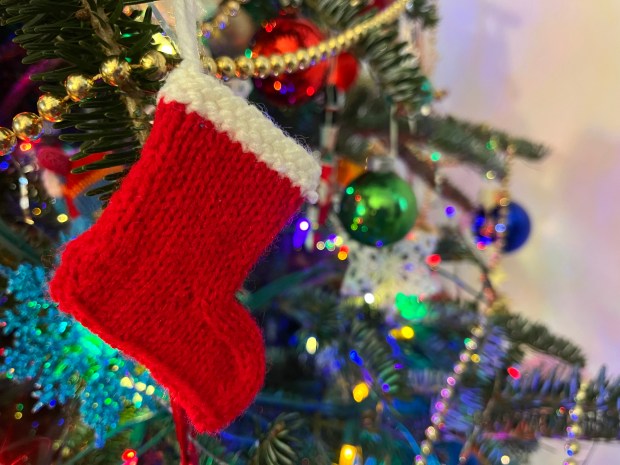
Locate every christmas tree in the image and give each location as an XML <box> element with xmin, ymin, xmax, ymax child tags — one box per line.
<box><xmin>0</xmin><ymin>1</ymin><xmax>617</xmax><ymax>464</ymax></box>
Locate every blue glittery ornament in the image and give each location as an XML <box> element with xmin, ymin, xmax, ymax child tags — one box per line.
<box><xmin>0</xmin><ymin>264</ymin><xmax>165</xmax><ymax>444</ymax></box>
<box><xmin>472</xmin><ymin>201</ymin><xmax>531</xmax><ymax>253</ymax></box>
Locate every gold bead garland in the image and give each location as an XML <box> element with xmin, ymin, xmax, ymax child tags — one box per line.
<box><xmin>12</xmin><ymin>113</ymin><xmax>44</xmax><ymax>143</ymax></box>
<box><xmin>0</xmin><ymin>50</ymin><xmax>169</xmax><ymax>157</ymax></box>
<box><xmin>0</xmin><ymin>0</ymin><xmax>410</xmax><ymax>155</ymax></box>
<box><xmin>100</xmin><ymin>56</ymin><xmax>133</xmax><ymax>87</ymax></box>
<box><xmin>206</xmin><ymin>0</ymin><xmax>410</xmax><ymax>80</ymax></box>
<box><xmin>198</xmin><ymin>0</ymin><xmax>248</xmax><ymax>40</ymax></box>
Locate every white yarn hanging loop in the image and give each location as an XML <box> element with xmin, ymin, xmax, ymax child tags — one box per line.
<box><xmin>173</xmin><ymin>0</ymin><xmax>201</xmax><ymax>72</ymax></box>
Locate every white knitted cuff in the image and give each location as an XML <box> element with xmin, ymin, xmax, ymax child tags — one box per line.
<box><xmin>158</xmin><ymin>66</ymin><xmax>321</xmax><ymax>202</ymax></box>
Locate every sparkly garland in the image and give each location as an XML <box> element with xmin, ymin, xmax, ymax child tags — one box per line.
<box><xmin>0</xmin><ymin>264</ymin><xmax>165</xmax><ymax>445</ymax></box>
<box><xmin>563</xmin><ymin>381</ymin><xmax>589</xmax><ymax>465</ymax></box>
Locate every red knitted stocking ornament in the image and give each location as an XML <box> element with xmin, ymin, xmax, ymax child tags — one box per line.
<box><xmin>49</xmin><ymin>63</ymin><xmax>320</xmax><ymax>432</ymax></box>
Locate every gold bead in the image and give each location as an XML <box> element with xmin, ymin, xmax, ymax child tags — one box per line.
<box><xmin>216</xmin><ymin>56</ymin><xmax>236</xmax><ymax>80</ymax></box>
<box><xmin>37</xmin><ymin>94</ymin><xmax>68</xmax><ymax>123</ymax></box>
<box><xmin>269</xmin><ymin>55</ymin><xmax>285</xmax><ymax>76</ymax></box>
<box><xmin>253</xmin><ymin>56</ymin><xmax>271</xmax><ymax>78</ymax></box>
<box><xmin>420</xmin><ymin>440</ymin><xmax>433</xmax><ymax>455</ymax></box>
<box><xmin>353</xmin><ymin>25</ymin><xmax>364</xmax><ymax>37</ymax></box>
<box><xmin>223</xmin><ymin>1</ymin><xmax>240</xmax><ymax>17</ymax></box>
<box><xmin>296</xmin><ymin>49</ymin><xmax>310</xmax><ymax>70</ymax></box>
<box><xmin>345</xmin><ymin>30</ymin><xmax>356</xmax><ymax>45</ymax></box>
<box><xmin>65</xmin><ymin>74</ymin><xmax>93</xmax><ymax>102</ymax></box>
<box><xmin>12</xmin><ymin>112</ymin><xmax>43</xmax><ymax>142</ymax></box>
<box><xmin>100</xmin><ymin>56</ymin><xmax>132</xmax><ymax>87</ymax></box>
<box><xmin>337</xmin><ymin>34</ymin><xmax>348</xmax><ymax>50</ymax></box>
<box><xmin>327</xmin><ymin>38</ymin><xmax>340</xmax><ymax>55</ymax></box>
<box><xmin>425</xmin><ymin>426</ymin><xmax>439</xmax><ymax>442</ymax></box>
<box><xmin>202</xmin><ymin>56</ymin><xmax>217</xmax><ymax>75</ymax></box>
<box><xmin>307</xmin><ymin>46</ymin><xmax>321</xmax><ymax>64</ymax></box>
<box><xmin>214</xmin><ymin>13</ymin><xmax>230</xmax><ymax>29</ymax></box>
<box><xmin>200</xmin><ymin>22</ymin><xmax>215</xmax><ymax>39</ymax></box>
<box><xmin>282</xmin><ymin>52</ymin><xmax>298</xmax><ymax>73</ymax></box>
<box><xmin>234</xmin><ymin>56</ymin><xmax>255</xmax><ymax>79</ymax></box>
<box><xmin>140</xmin><ymin>50</ymin><xmax>168</xmax><ymax>81</ymax></box>
<box><xmin>317</xmin><ymin>43</ymin><xmax>329</xmax><ymax>61</ymax></box>
<box><xmin>0</xmin><ymin>127</ymin><xmax>17</xmax><ymax>156</ymax></box>
<box><xmin>565</xmin><ymin>441</ymin><xmax>580</xmax><ymax>455</ymax></box>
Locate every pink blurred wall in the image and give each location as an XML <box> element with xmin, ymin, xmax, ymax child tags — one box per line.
<box><xmin>434</xmin><ymin>0</ymin><xmax>620</xmax><ymax>374</ymax></box>
<box><xmin>433</xmin><ymin>1</ymin><xmax>620</xmax><ymax>459</ymax></box>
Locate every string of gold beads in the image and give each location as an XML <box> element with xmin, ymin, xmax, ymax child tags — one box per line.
<box><xmin>198</xmin><ymin>0</ymin><xmax>250</xmax><ymax>40</ymax></box>
<box><xmin>202</xmin><ymin>0</ymin><xmax>410</xmax><ymax>80</ymax></box>
<box><xmin>0</xmin><ymin>50</ymin><xmax>169</xmax><ymax>157</ymax></box>
<box><xmin>0</xmin><ymin>0</ymin><xmax>409</xmax><ymax>155</ymax></box>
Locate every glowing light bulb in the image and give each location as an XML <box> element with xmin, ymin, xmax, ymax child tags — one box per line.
<box><xmin>364</xmin><ymin>293</ymin><xmax>375</xmax><ymax>304</ymax></box>
<box><xmin>339</xmin><ymin>445</ymin><xmax>361</xmax><ymax>465</ymax></box>
<box><xmin>305</xmin><ymin>336</ymin><xmax>318</xmax><ymax>355</ymax></box>
<box><xmin>352</xmin><ymin>382</ymin><xmax>370</xmax><ymax>403</ymax></box>
<box><xmin>507</xmin><ymin>366</ymin><xmax>521</xmax><ymax>380</ymax></box>
<box><xmin>299</xmin><ymin>220</ymin><xmax>310</xmax><ymax>231</ymax></box>
<box><xmin>401</xmin><ymin>326</ymin><xmax>415</xmax><ymax>339</ymax></box>
<box><xmin>501</xmin><ymin>456</ymin><xmax>510</xmax><ymax>465</ymax></box>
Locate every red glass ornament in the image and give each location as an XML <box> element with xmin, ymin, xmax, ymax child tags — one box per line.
<box><xmin>252</xmin><ymin>18</ymin><xmax>329</xmax><ymax>106</ymax></box>
<box><xmin>328</xmin><ymin>52</ymin><xmax>359</xmax><ymax>91</ymax></box>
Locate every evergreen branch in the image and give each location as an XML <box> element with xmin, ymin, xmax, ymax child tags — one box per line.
<box><xmin>0</xmin><ymin>216</ymin><xmax>42</xmax><ymax>264</ymax></box>
<box><xmin>2</xmin><ymin>0</ymin><xmax>163</xmax><ymax>204</ymax></box>
<box><xmin>405</xmin><ymin>0</ymin><xmax>439</xmax><ymax>27</ymax></box>
<box><xmin>491</xmin><ymin>312</ymin><xmax>586</xmax><ymax>367</ymax></box>
<box><xmin>250</xmin><ymin>412</ymin><xmax>305</xmax><ymax>465</ymax></box>
<box><xmin>339</xmin><ymin>79</ymin><xmax>547</xmax><ymax>174</ymax></box>
<box><xmin>308</xmin><ymin>0</ymin><xmax>427</xmax><ymax>108</ymax></box>
<box><xmin>416</xmin><ymin>115</ymin><xmax>549</xmax><ymax>176</ymax></box>
<box><xmin>350</xmin><ymin>316</ymin><xmax>407</xmax><ymax>396</ymax></box>
<box><xmin>192</xmin><ymin>434</ymin><xmax>241</xmax><ymax>465</ymax></box>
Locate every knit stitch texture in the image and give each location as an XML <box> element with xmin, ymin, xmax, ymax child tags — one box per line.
<box><xmin>49</xmin><ymin>67</ymin><xmax>320</xmax><ymax>432</ymax></box>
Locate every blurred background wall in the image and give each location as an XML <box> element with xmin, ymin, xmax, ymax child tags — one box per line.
<box><xmin>434</xmin><ymin>0</ymin><xmax>620</xmax><ymax>373</ymax></box>
<box><xmin>434</xmin><ymin>1</ymin><xmax>620</xmax><ymax>459</ymax></box>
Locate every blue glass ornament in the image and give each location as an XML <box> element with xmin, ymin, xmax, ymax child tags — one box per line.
<box><xmin>472</xmin><ymin>201</ymin><xmax>531</xmax><ymax>253</ymax></box>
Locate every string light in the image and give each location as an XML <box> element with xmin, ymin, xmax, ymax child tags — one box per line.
<box><xmin>562</xmin><ymin>381</ymin><xmax>588</xmax><ymax>465</ymax></box>
<box><xmin>339</xmin><ymin>444</ymin><xmax>362</xmax><ymax>465</ymax></box>
<box><xmin>352</xmin><ymin>382</ymin><xmax>370</xmax><ymax>402</ymax></box>
<box><xmin>305</xmin><ymin>336</ymin><xmax>318</xmax><ymax>355</ymax></box>
<box><xmin>416</xmin><ymin>323</ymin><xmax>487</xmax><ymax>464</ymax></box>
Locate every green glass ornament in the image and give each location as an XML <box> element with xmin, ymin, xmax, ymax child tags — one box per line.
<box><xmin>338</xmin><ymin>170</ymin><xmax>418</xmax><ymax>247</ymax></box>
